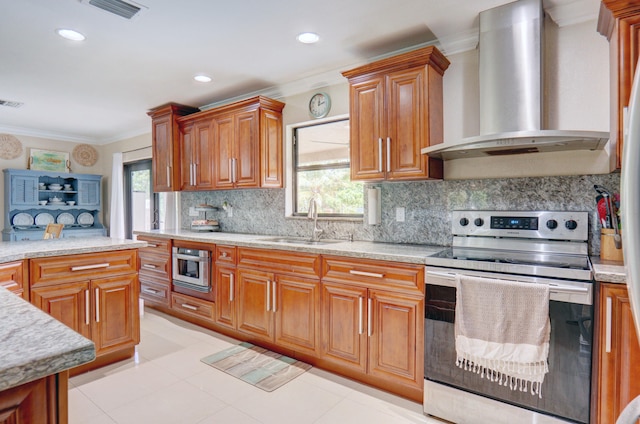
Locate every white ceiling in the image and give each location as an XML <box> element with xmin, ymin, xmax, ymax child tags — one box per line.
<box><xmin>0</xmin><ymin>0</ymin><xmax>600</xmax><ymax>144</ymax></box>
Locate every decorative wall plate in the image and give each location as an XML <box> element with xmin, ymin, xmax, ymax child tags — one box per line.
<box><xmin>35</xmin><ymin>213</ymin><xmax>55</xmax><ymax>226</ymax></box>
<box><xmin>77</xmin><ymin>212</ymin><xmax>94</xmax><ymax>226</ymax></box>
<box><xmin>72</xmin><ymin>144</ymin><xmax>99</xmax><ymax>166</ymax></box>
<box><xmin>12</xmin><ymin>212</ymin><xmax>33</xmax><ymax>226</ymax></box>
<box><xmin>0</xmin><ymin>134</ymin><xmax>23</xmax><ymax>160</ymax></box>
<box><xmin>56</xmin><ymin>212</ymin><xmax>75</xmax><ymax>226</ymax></box>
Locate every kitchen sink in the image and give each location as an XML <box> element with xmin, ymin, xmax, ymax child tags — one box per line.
<box><xmin>259</xmin><ymin>237</ymin><xmax>342</xmax><ymax>246</ymax></box>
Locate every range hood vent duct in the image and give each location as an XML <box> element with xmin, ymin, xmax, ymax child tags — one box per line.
<box><xmin>422</xmin><ymin>0</ymin><xmax>609</xmax><ymax>160</ymax></box>
<box><xmin>80</xmin><ymin>0</ymin><xmax>146</xmax><ymax>20</ymax></box>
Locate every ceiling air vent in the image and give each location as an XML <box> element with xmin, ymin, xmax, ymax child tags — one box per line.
<box><xmin>79</xmin><ymin>0</ymin><xmax>147</xmax><ymax>20</ymax></box>
<box><xmin>0</xmin><ymin>100</ymin><xmax>24</xmax><ymax>108</ymax></box>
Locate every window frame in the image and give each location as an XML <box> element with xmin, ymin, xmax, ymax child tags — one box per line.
<box><xmin>285</xmin><ymin>114</ymin><xmax>363</xmax><ymax>221</ymax></box>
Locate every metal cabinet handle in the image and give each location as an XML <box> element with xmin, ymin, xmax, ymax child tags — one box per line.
<box><xmin>606</xmin><ymin>296</ymin><xmax>612</xmax><ymax>353</ymax></box>
<box><xmin>266</xmin><ymin>279</ymin><xmax>271</xmax><ymax>311</ymax></box>
<box><xmin>147</xmin><ymin>243</ymin><xmax>158</xmax><ymax>248</ymax></box>
<box><xmin>350</xmin><ymin>269</ymin><xmax>385</xmax><ymax>279</ymax></box>
<box><xmin>142</xmin><ymin>264</ymin><xmax>157</xmax><ymax>269</ymax></box>
<box><xmin>386</xmin><ymin>137</ymin><xmax>391</xmax><ymax>172</ymax></box>
<box><xmin>181</xmin><ymin>303</ymin><xmax>198</xmax><ymax>311</ymax></box>
<box><xmin>71</xmin><ymin>263</ymin><xmax>110</xmax><ymax>272</ymax></box>
<box><xmin>193</xmin><ymin>163</ymin><xmax>197</xmax><ymax>185</ymax></box>
<box><xmin>143</xmin><ymin>288</ymin><xmax>160</xmax><ymax>294</ymax></box>
<box><xmin>378</xmin><ymin>138</ymin><xmax>383</xmax><ymax>172</ymax></box>
<box><xmin>230</xmin><ymin>274</ymin><xmax>234</xmax><ymax>302</ymax></box>
<box><xmin>367</xmin><ymin>298</ymin><xmax>372</xmax><ymax>337</ymax></box>
<box><xmin>358</xmin><ymin>296</ymin><xmax>364</xmax><ymax>335</ymax></box>
<box><xmin>95</xmin><ymin>288</ymin><xmax>100</xmax><ymax>323</ymax></box>
<box><xmin>166</xmin><ymin>166</ymin><xmax>171</xmax><ymax>185</ymax></box>
<box><xmin>232</xmin><ymin>158</ymin><xmax>237</xmax><ymax>183</ymax></box>
<box><xmin>272</xmin><ymin>281</ymin><xmax>277</xmax><ymax>313</ymax></box>
<box><xmin>85</xmin><ymin>290</ymin><xmax>90</xmax><ymax>325</ymax></box>
<box><xmin>221</xmin><ymin>251</ymin><xmax>228</xmax><ymax>258</ymax></box>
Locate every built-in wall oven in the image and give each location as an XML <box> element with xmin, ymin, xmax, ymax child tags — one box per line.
<box><xmin>172</xmin><ymin>246</ymin><xmax>212</xmax><ymax>301</ymax></box>
<box><xmin>424</xmin><ymin>211</ymin><xmax>593</xmax><ymax>424</ymax></box>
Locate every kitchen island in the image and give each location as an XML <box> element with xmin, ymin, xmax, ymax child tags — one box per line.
<box><xmin>0</xmin><ymin>285</ymin><xmax>95</xmax><ymax>423</ymax></box>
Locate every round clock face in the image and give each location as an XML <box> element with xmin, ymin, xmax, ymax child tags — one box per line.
<box><xmin>309</xmin><ymin>92</ymin><xmax>331</xmax><ymax>118</ymax></box>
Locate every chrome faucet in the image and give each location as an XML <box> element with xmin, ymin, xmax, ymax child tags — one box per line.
<box><xmin>307</xmin><ymin>197</ymin><xmax>323</xmax><ymax>242</ymax></box>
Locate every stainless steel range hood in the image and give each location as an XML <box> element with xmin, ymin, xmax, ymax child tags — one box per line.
<box><xmin>422</xmin><ymin>0</ymin><xmax>609</xmax><ymax>160</ymax></box>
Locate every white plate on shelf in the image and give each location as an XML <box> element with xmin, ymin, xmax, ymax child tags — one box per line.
<box><xmin>35</xmin><ymin>213</ymin><xmax>54</xmax><ymax>226</ymax></box>
<box><xmin>56</xmin><ymin>212</ymin><xmax>75</xmax><ymax>226</ymax></box>
<box><xmin>77</xmin><ymin>212</ymin><xmax>94</xmax><ymax>226</ymax></box>
<box><xmin>12</xmin><ymin>212</ymin><xmax>34</xmax><ymax>226</ymax></box>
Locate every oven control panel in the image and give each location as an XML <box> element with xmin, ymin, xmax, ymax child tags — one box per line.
<box><xmin>452</xmin><ymin>210</ymin><xmax>589</xmax><ymax>241</ymax></box>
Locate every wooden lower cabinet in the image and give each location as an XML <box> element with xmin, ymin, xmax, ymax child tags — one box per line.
<box><xmin>593</xmin><ymin>282</ymin><xmax>640</xmax><ymax>423</ymax></box>
<box><xmin>321</xmin><ymin>282</ymin><xmax>423</xmax><ymax>389</ymax></box>
<box><xmin>29</xmin><ymin>250</ymin><xmax>140</xmax><ymax>373</ymax></box>
<box><xmin>0</xmin><ymin>371</ymin><xmax>68</xmax><ymax>424</ymax></box>
<box><xmin>215</xmin><ymin>265</ymin><xmax>236</xmax><ymax>330</ymax></box>
<box><xmin>0</xmin><ymin>260</ymin><xmax>26</xmax><ymax>299</ymax></box>
<box><xmin>137</xmin><ymin>236</ymin><xmax>171</xmax><ymax>308</ymax></box>
<box><xmin>236</xmin><ymin>267</ymin><xmax>320</xmax><ymax>356</ymax></box>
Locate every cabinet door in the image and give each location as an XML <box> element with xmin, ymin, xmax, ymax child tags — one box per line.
<box><xmin>213</xmin><ymin>114</ymin><xmax>235</xmax><ymax>188</ymax></box>
<box><xmin>237</xmin><ymin>268</ymin><xmax>274</xmax><ymax>342</ymax></box>
<box><xmin>321</xmin><ymin>282</ymin><xmax>368</xmax><ymax>373</ymax></box>
<box><xmin>386</xmin><ymin>67</ymin><xmax>428</xmax><ymax>180</ymax></box>
<box><xmin>368</xmin><ymin>289</ymin><xmax>423</xmax><ymax>388</ymax></box>
<box><xmin>179</xmin><ymin>122</ymin><xmax>195</xmax><ymax>190</ymax></box>
<box><xmin>274</xmin><ymin>275</ymin><xmax>319</xmax><ymax>355</ymax></box>
<box><xmin>152</xmin><ymin>113</ymin><xmax>175</xmax><ymax>191</ymax></box>
<box><xmin>77</xmin><ymin>179</ymin><xmax>100</xmax><ymax>206</ymax></box>
<box><xmin>260</xmin><ymin>108</ymin><xmax>283</xmax><ymax>188</ymax></box>
<box><xmin>193</xmin><ymin>119</ymin><xmax>215</xmax><ymax>190</ymax></box>
<box><xmin>0</xmin><ymin>260</ymin><xmax>26</xmax><ymax>299</ymax></box>
<box><xmin>595</xmin><ymin>283</ymin><xmax>640</xmax><ymax>423</ymax></box>
<box><xmin>92</xmin><ymin>274</ymin><xmax>140</xmax><ymax>355</ymax></box>
<box><xmin>31</xmin><ymin>281</ymin><xmax>91</xmax><ymax>339</ymax></box>
<box><xmin>11</xmin><ymin>175</ymin><xmax>39</xmax><ymax>205</ymax></box>
<box><xmin>234</xmin><ymin>109</ymin><xmax>259</xmax><ymax>188</ymax></box>
<box><xmin>215</xmin><ymin>266</ymin><xmax>236</xmax><ymax>330</ymax></box>
<box><xmin>349</xmin><ymin>76</ymin><xmax>386</xmax><ymax>181</ymax></box>
<box><xmin>0</xmin><ymin>375</ymin><xmax>59</xmax><ymax>424</ymax></box>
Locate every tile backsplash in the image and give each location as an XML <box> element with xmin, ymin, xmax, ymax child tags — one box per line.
<box><xmin>180</xmin><ymin>173</ymin><xmax>620</xmax><ymax>255</ymax></box>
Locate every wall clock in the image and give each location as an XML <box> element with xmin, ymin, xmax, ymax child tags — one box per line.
<box><xmin>309</xmin><ymin>92</ymin><xmax>331</xmax><ymax>118</ymax></box>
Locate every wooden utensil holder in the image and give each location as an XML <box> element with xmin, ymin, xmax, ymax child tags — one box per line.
<box><xmin>600</xmin><ymin>228</ymin><xmax>624</xmax><ymax>262</ymax></box>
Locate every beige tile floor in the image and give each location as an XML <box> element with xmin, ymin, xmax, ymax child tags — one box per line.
<box><xmin>69</xmin><ymin>307</ymin><xmax>444</xmax><ymax>424</ymax></box>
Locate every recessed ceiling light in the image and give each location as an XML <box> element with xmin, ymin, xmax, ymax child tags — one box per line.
<box><xmin>56</xmin><ymin>28</ymin><xmax>86</xmax><ymax>41</ymax></box>
<box><xmin>194</xmin><ymin>75</ymin><xmax>212</xmax><ymax>83</ymax></box>
<box><xmin>297</xmin><ymin>32</ymin><xmax>319</xmax><ymax>44</ymax></box>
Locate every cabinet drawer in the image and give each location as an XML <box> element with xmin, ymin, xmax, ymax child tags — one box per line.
<box><xmin>137</xmin><ymin>236</ymin><xmax>171</xmax><ymax>256</ymax></box>
<box><xmin>171</xmin><ymin>293</ymin><xmax>214</xmax><ymax>320</ymax></box>
<box><xmin>321</xmin><ymin>256</ymin><xmax>424</xmax><ymax>292</ymax></box>
<box><xmin>31</xmin><ymin>250</ymin><xmax>138</xmax><ymax>287</ymax></box>
<box><xmin>140</xmin><ymin>279</ymin><xmax>170</xmax><ymax>306</ymax></box>
<box><xmin>238</xmin><ymin>247</ymin><xmax>321</xmax><ymax>278</ymax></box>
<box><xmin>215</xmin><ymin>245</ymin><xmax>236</xmax><ymax>265</ymax></box>
<box><xmin>0</xmin><ymin>260</ymin><xmax>26</xmax><ymax>299</ymax></box>
<box><xmin>139</xmin><ymin>252</ymin><xmax>171</xmax><ymax>281</ymax></box>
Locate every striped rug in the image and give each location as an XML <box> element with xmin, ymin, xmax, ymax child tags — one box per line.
<box><xmin>201</xmin><ymin>342</ymin><xmax>311</xmax><ymax>392</ymax></box>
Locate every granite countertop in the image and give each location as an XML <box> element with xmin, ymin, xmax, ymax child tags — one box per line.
<box><xmin>591</xmin><ymin>256</ymin><xmax>626</xmax><ymax>284</ymax></box>
<box><xmin>136</xmin><ymin>229</ymin><xmax>444</xmax><ymax>264</ymax></box>
<box><xmin>0</xmin><ymin>237</ymin><xmax>146</xmax><ymax>264</ymax></box>
<box><xmin>0</xmin><ymin>286</ymin><xmax>95</xmax><ymax>391</ymax></box>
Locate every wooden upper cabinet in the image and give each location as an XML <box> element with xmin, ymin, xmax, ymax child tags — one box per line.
<box><xmin>593</xmin><ymin>282</ymin><xmax>640</xmax><ymax>423</ymax></box>
<box><xmin>211</xmin><ymin>97</ymin><xmax>284</xmax><ymax>189</ymax></box>
<box><xmin>342</xmin><ymin>46</ymin><xmax>449</xmax><ymax>182</ymax></box>
<box><xmin>179</xmin><ymin>119</ymin><xmax>215</xmax><ymax>191</ymax></box>
<box><xmin>598</xmin><ymin>1</ymin><xmax>640</xmax><ymax>169</ymax></box>
<box><xmin>148</xmin><ymin>103</ymin><xmax>199</xmax><ymax>192</ymax></box>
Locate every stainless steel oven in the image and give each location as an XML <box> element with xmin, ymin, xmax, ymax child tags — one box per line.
<box><xmin>423</xmin><ymin>211</ymin><xmax>594</xmax><ymax>424</ymax></box>
<box><xmin>172</xmin><ymin>246</ymin><xmax>211</xmax><ymax>295</ymax></box>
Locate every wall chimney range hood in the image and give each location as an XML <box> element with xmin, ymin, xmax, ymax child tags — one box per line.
<box><xmin>422</xmin><ymin>0</ymin><xmax>609</xmax><ymax>160</ymax></box>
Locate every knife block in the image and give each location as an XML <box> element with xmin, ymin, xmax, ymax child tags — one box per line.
<box><xmin>600</xmin><ymin>229</ymin><xmax>624</xmax><ymax>262</ymax></box>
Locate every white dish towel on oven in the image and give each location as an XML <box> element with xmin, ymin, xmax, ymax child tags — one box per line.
<box><xmin>454</xmin><ymin>274</ymin><xmax>550</xmax><ymax>397</ymax></box>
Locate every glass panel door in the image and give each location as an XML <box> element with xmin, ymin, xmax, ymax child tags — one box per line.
<box><xmin>124</xmin><ymin>159</ymin><xmax>157</xmax><ymax>239</ymax></box>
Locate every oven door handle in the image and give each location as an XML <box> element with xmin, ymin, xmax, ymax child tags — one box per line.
<box><xmin>426</xmin><ymin>270</ymin><xmax>590</xmax><ymax>294</ymax></box>
<box><xmin>174</xmin><ymin>253</ymin><xmax>209</xmax><ymax>261</ymax></box>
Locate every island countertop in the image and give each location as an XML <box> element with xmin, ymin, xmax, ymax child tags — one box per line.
<box><xmin>135</xmin><ymin>229</ymin><xmax>444</xmax><ymax>265</ymax></box>
<box><xmin>0</xmin><ymin>237</ymin><xmax>146</xmax><ymax>264</ymax></box>
<box><xmin>0</xmin><ymin>286</ymin><xmax>96</xmax><ymax>391</ymax></box>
